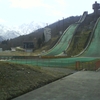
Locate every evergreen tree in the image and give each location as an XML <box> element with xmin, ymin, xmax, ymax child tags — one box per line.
<box><xmin>42</xmin><ymin>33</ymin><xmax>45</xmax><ymax>43</ymax></box>
<box><xmin>37</xmin><ymin>38</ymin><xmax>42</xmax><ymax>48</ymax></box>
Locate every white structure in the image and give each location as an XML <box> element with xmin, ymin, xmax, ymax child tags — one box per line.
<box><xmin>0</xmin><ymin>48</ymin><xmax>2</xmax><ymax>52</ymax></box>
<box><xmin>11</xmin><ymin>47</ymin><xmax>16</xmax><ymax>52</ymax></box>
<box><xmin>59</xmin><ymin>31</ymin><xmax>62</xmax><ymax>35</ymax></box>
<box><xmin>44</xmin><ymin>27</ymin><xmax>51</xmax><ymax>42</ymax></box>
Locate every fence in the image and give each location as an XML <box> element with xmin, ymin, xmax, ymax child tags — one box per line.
<box><xmin>76</xmin><ymin>61</ymin><xmax>100</xmax><ymax>71</ymax></box>
<box><xmin>0</xmin><ymin>56</ymin><xmax>99</xmax><ymax>71</ymax></box>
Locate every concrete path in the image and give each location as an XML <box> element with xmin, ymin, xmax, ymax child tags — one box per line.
<box><xmin>12</xmin><ymin>71</ymin><xmax>100</xmax><ymax>100</ymax></box>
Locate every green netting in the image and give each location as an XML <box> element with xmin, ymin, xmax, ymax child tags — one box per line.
<box><xmin>9</xmin><ymin>57</ymin><xmax>96</xmax><ymax>67</ymax></box>
<box><xmin>82</xmin><ymin>17</ymin><xmax>100</xmax><ymax>57</ymax></box>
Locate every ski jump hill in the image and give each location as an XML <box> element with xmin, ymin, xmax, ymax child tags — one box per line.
<box><xmin>43</xmin><ymin>12</ymin><xmax>88</xmax><ymax>56</ymax></box>
<box><xmin>43</xmin><ymin>10</ymin><xmax>100</xmax><ymax>58</ymax></box>
<box><xmin>44</xmin><ymin>12</ymin><xmax>87</xmax><ymax>56</ymax></box>
<box><xmin>78</xmin><ymin>17</ymin><xmax>100</xmax><ymax>57</ymax></box>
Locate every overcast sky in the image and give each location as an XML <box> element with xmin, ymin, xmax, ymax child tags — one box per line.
<box><xmin>0</xmin><ymin>0</ymin><xmax>98</xmax><ymax>26</ymax></box>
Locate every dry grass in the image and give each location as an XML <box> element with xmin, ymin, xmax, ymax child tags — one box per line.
<box><xmin>0</xmin><ymin>61</ymin><xmax>71</xmax><ymax>100</ymax></box>
<box><xmin>0</xmin><ymin>51</ymin><xmax>34</xmax><ymax>56</ymax></box>
<box><xmin>34</xmin><ymin>36</ymin><xmax>60</xmax><ymax>55</ymax></box>
<box><xmin>0</xmin><ymin>36</ymin><xmax>59</xmax><ymax>57</ymax></box>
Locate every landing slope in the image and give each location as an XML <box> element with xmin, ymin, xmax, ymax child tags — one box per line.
<box><xmin>44</xmin><ymin>12</ymin><xmax>87</xmax><ymax>56</ymax></box>
<box><xmin>45</xmin><ymin>24</ymin><xmax>79</xmax><ymax>56</ymax></box>
<box><xmin>81</xmin><ymin>17</ymin><xmax>100</xmax><ymax>57</ymax></box>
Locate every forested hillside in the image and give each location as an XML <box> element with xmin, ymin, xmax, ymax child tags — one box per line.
<box><xmin>0</xmin><ymin>16</ymin><xmax>80</xmax><ymax>50</ymax></box>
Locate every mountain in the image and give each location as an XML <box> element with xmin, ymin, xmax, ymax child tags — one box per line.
<box><xmin>17</xmin><ymin>21</ymin><xmax>46</xmax><ymax>35</ymax></box>
<box><xmin>0</xmin><ymin>36</ymin><xmax>4</xmax><ymax>41</ymax></box>
<box><xmin>0</xmin><ymin>25</ymin><xmax>20</xmax><ymax>41</ymax></box>
<box><xmin>0</xmin><ymin>15</ymin><xmax>80</xmax><ymax>50</ymax></box>
<box><xmin>0</xmin><ymin>21</ymin><xmax>46</xmax><ymax>42</ymax></box>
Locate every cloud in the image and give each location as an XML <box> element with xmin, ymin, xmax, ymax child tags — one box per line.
<box><xmin>9</xmin><ymin>0</ymin><xmax>68</xmax><ymax>10</ymax></box>
<box><xmin>55</xmin><ymin>0</ymin><xmax>67</xmax><ymax>7</ymax></box>
<box><xmin>48</xmin><ymin>9</ymin><xmax>63</xmax><ymax>16</ymax></box>
<box><xmin>45</xmin><ymin>0</ymin><xmax>67</xmax><ymax>17</ymax></box>
<box><xmin>0</xmin><ymin>18</ymin><xmax>6</xmax><ymax>23</ymax></box>
<box><xmin>9</xmin><ymin>0</ymin><xmax>44</xmax><ymax>8</ymax></box>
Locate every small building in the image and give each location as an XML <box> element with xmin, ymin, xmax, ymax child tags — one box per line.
<box><xmin>23</xmin><ymin>41</ymin><xmax>34</xmax><ymax>52</ymax></box>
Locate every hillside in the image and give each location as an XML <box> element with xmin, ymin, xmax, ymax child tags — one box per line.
<box><xmin>0</xmin><ymin>61</ymin><xmax>74</xmax><ymax>100</ymax></box>
<box><xmin>0</xmin><ymin>12</ymin><xmax>99</xmax><ymax>57</ymax></box>
<box><xmin>0</xmin><ymin>16</ymin><xmax>80</xmax><ymax>50</ymax></box>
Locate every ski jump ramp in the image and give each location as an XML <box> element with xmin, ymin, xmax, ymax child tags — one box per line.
<box><xmin>43</xmin><ymin>12</ymin><xmax>88</xmax><ymax>56</ymax></box>
<box><xmin>78</xmin><ymin>17</ymin><xmax>100</xmax><ymax>57</ymax></box>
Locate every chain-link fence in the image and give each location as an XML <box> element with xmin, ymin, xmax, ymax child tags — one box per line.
<box><xmin>1</xmin><ymin>56</ymin><xmax>99</xmax><ymax>71</ymax></box>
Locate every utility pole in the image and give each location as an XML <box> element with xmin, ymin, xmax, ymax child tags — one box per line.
<box><xmin>58</xmin><ymin>20</ymin><xmax>60</xmax><ymax>34</ymax></box>
<box><xmin>63</xmin><ymin>17</ymin><xmax>64</xmax><ymax>32</ymax></box>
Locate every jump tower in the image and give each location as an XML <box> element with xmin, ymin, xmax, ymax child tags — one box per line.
<box><xmin>92</xmin><ymin>1</ymin><xmax>100</xmax><ymax>17</ymax></box>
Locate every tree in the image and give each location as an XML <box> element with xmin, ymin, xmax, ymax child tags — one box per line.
<box><xmin>1</xmin><ymin>40</ymin><xmax>9</xmax><ymax>45</ymax></box>
<box><xmin>37</xmin><ymin>38</ymin><xmax>42</xmax><ymax>48</ymax></box>
<box><xmin>42</xmin><ymin>33</ymin><xmax>45</xmax><ymax>43</ymax></box>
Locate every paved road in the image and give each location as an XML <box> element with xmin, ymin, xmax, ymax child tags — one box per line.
<box><xmin>12</xmin><ymin>71</ymin><xmax>100</xmax><ymax>100</ymax></box>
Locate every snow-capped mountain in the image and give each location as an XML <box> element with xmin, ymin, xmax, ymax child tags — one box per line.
<box><xmin>0</xmin><ymin>21</ymin><xmax>46</xmax><ymax>41</ymax></box>
<box><xmin>17</xmin><ymin>21</ymin><xmax>46</xmax><ymax>35</ymax></box>
<box><xmin>0</xmin><ymin>25</ymin><xmax>20</xmax><ymax>41</ymax></box>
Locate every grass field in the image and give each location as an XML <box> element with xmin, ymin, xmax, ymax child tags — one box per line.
<box><xmin>0</xmin><ymin>61</ymin><xmax>74</xmax><ymax>100</ymax></box>
<box><xmin>0</xmin><ymin>51</ymin><xmax>36</xmax><ymax>56</ymax></box>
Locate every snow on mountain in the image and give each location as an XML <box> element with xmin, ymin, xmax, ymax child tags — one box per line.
<box><xmin>14</xmin><ymin>21</ymin><xmax>46</xmax><ymax>35</ymax></box>
<box><xmin>2</xmin><ymin>30</ymin><xmax>20</xmax><ymax>39</ymax></box>
<box><xmin>0</xmin><ymin>21</ymin><xmax>46</xmax><ymax>41</ymax></box>
<box><xmin>0</xmin><ymin>25</ymin><xmax>20</xmax><ymax>41</ymax></box>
